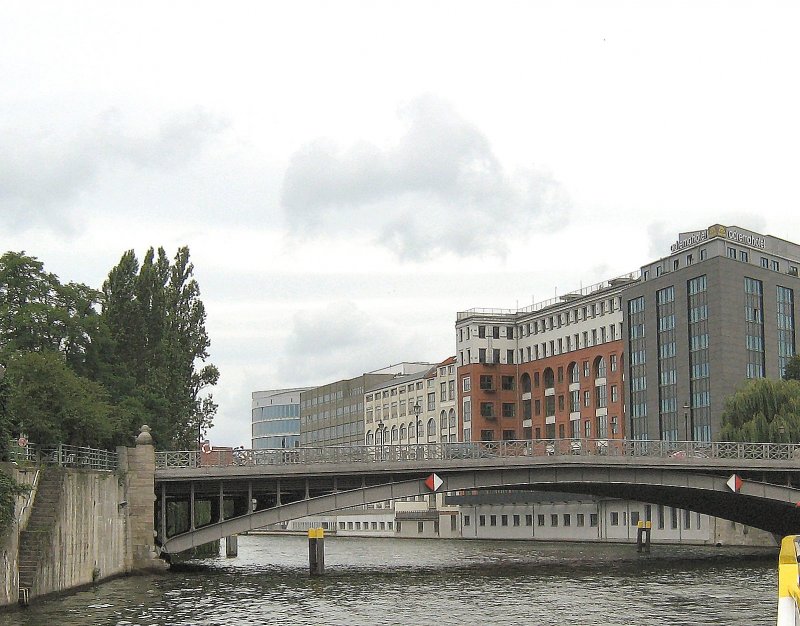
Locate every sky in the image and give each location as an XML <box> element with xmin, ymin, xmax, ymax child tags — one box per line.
<box><xmin>3</xmin><ymin>1</ymin><xmax>800</xmax><ymax>447</ymax></box>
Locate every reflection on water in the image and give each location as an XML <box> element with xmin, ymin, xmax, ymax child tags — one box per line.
<box><xmin>3</xmin><ymin>535</ymin><xmax>777</xmax><ymax>626</ymax></box>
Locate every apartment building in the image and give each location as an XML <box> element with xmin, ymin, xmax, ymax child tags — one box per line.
<box><xmin>364</xmin><ymin>357</ymin><xmax>458</xmax><ymax>446</ymax></box>
<box><xmin>456</xmin><ymin>274</ymin><xmax>636</xmax><ymax>443</ymax></box>
<box><xmin>299</xmin><ymin>362</ymin><xmax>431</xmax><ymax>447</ymax></box>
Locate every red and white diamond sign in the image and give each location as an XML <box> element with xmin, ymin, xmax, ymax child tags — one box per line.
<box><xmin>425</xmin><ymin>473</ymin><xmax>443</xmax><ymax>492</ymax></box>
<box><xmin>726</xmin><ymin>474</ymin><xmax>743</xmax><ymax>493</ymax></box>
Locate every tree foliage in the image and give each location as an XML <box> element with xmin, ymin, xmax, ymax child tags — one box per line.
<box><xmin>101</xmin><ymin>246</ymin><xmax>218</xmax><ymax>449</ymax></box>
<box><xmin>0</xmin><ymin>468</ymin><xmax>30</xmax><ymax>533</ymax></box>
<box><xmin>720</xmin><ymin>378</ymin><xmax>800</xmax><ymax>442</ymax></box>
<box><xmin>0</xmin><ymin>247</ymin><xmax>218</xmax><ymax>452</ymax></box>
<box><xmin>784</xmin><ymin>355</ymin><xmax>800</xmax><ymax>382</ymax></box>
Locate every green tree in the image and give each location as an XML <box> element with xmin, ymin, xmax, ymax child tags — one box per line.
<box><xmin>0</xmin><ymin>251</ymin><xmax>102</xmax><ymax>366</ymax></box>
<box><xmin>720</xmin><ymin>378</ymin><xmax>800</xmax><ymax>442</ymax></box>
<box><xmin>101</xmin><ymin>246</ymin><xmax>218</xmax><ymax>449</ymax></box>
<box><xmin>3</xmin><ymin>351</ymin><xmax>120</xmax><ymax>447</ymax></box>
<box><xmin>784</xmin><ymin>355</ymin><xmax>800</xmax><ymax>382</ymax></box>
<box><xmin>0</xmin><ymin>468</ymin><xmax>29</xmax><ymax>533</ymax></box>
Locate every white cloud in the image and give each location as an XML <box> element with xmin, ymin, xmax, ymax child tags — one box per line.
<box><xmin>281</xmin><ymin>95</ymin><xmax>570</xmax><ymax>258</ymax></box>
<box><xmin>0</xmin><ymin>107</ymin><xmax>227</xmax><ymax>233</ymax></box>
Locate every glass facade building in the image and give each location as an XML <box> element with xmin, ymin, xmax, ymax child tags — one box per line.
<box><xmin>251</xmin><ymin>388</ymin><xmax>310</xmax><ymax>450</ymax></box>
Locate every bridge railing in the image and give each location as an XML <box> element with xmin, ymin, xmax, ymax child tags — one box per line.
<box><xmin>155</xmin><ymin>438</ymin><xmax>800</xmax><ymax>469</ymax></box>
<box><xmin>6</xmin><ymin>441</ymin><xmax>118</xmax><ymax>471</ymax></box>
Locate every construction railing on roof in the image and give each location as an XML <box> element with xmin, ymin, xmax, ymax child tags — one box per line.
<box><xmin>456</xmin><ymin>270</ymin><xmax>641</xmax><ymax>321</ymax></box>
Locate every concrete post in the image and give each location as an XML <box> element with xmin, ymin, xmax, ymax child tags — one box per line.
<box><xmin>225</xmin><ymin>535</ymin><xmax>238</xmax><ymax>557</ymax></box>
<box><xmin>125</xmin><ymin>425</ymin><xmax>168</xmax><ymax>572</ymax></box>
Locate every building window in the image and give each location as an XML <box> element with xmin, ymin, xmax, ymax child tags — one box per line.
<box><xmin>526</xmin><ymin>515</ymin><xmax>533</xmax><ymax>526</ymax></box>
<box><xmin>490</xmin><ymin>515</ymin><xmax>497</xmax><ymax>526</ymax></box>
<box><xmin>501</xmin><ymin>515</ymin><xmax>508</xmax><ymax>527</ymax></box>
<box><xmin>610</xmin><ymin>512</ymin><xmax>619</xmax><ymax>526</ymax></box>
<box><xmin>537</xmin><ymin>514</ymin><xmax>545</xmax><ymax>526</ymax></box>
<box><xmin>563</xmin><ymin>514</ymin><xmax>571</xmax><ymax>527</ymax></box>
<box><xmin>513</xmin><ymin>515</ymin><xmax>520</xmax><ymax>527</ymax></box>
<box><xmin>479</xmin><ymin>515</ymin><xmax>486</xmax><ymax>527</ymax></box>
<box><xmin>590</xmin><ymin>514</ymin><xmax>599</xmax><ymax>527</ymax></box>
<box><xmin>464</xmin><ymin>515</ymin><xmax>471</xmax><ymax>527</ymax></box>
<box><xmin>550</xmin><ymin>514</ymin><xmax>558</xmax><ymax>527</ymax></box>
<box><xmin>577</xmin><ymin>513</ymin><xmax>585</xmax><ymax>527</ymax></box>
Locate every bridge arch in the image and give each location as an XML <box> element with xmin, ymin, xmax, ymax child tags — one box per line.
<box><xmin>158</xmin><ymin>464</ymin><xmax>800</xmax><ymax>554</ymax></box>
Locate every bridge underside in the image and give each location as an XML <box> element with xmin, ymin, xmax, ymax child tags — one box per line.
<box><xmin>157</xmin><ymin>465</ymin><xmax>800</xmax><ymax>554</ymax></box>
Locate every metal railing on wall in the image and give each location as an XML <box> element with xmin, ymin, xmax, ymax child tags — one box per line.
<box><xmin>5</xmin><ymin>441</ymin><xmax>118</xmax><ymax>471</ymax></box>
<box><xmin>155</xmin><ymin>438</ymin><xmax>800</xmax><ymax>469</ymax></box>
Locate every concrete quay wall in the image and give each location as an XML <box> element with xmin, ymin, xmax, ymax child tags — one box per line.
<box><xmin>0</xmin><ymin>427</ymin><xmax>163</xmax><ymax>607</ymax></box>
<box><xmin>0</xmin><ymin>466</ymin><xmax>38</xmax><ymax>606</ymax></box>
<box><xmin>32</xmin><ymin>468</ymin><xmax>128</xmax><ymax>598</ymax></box>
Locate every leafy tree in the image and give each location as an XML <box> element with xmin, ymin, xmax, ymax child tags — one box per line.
<box><xmin>720</xmin><ymin>378</ymin><xmax>800</xmax><ymax>442</ymax></box>
<box><xmin>3</xmin><ymin>351</ymin><xmax>120</xmax><ymax>448</ymax></box>
<box><xmin>784</xmin><ymin>355</ymin><xmax>800</xmax><ymax>382</ymax></box>
<box><xmin>101</xmin><ymin>246</ymin><xmax>218</xmax><ymax>449</ymax></box>
<box><xmin>0</xmin><ymin>468</ymin><xmax>30</xmax><ymax>533</ymax></box>
<box><xmin>0</xmin><ymin>251</ymin><xmax>102</xmax><ymax>366</ymax></box>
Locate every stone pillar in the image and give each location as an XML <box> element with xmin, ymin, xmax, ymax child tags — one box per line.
<box><xmin>225</xmin><ymin>535</ymin><xmax>238</xmax><ymax>557</ymax></box>
<box><xmin>125</xmin><ymin>425</ymin><xmax>168</xmax><ymax>571</ymax></box>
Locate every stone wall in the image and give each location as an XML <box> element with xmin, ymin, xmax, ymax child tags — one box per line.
<box><xmin>0</xmin><ymin>465</ymin><xmax>38</xmax><ymax>606</ymax></box>
<box><xmin>0</xmin><ymin>426</ymin><xmax>162</xmax><ymax>607</ymax></box>
<box><xmin>32</xmin><ymin>468</ymin><xmax>128</xmax><ymax>597</ymax></box>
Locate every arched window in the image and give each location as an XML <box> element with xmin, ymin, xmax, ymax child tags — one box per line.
<box><xmin>543</xmin><ymin>367</ymin><xmax>555</xmax><ymax>388</ymax></box>
<box><xmin>521</xmin><ymin>373</ymin><xmax>532</xmax><ymax>393</ymax></box>
<box><xmin>568</xmin><ymin>362</ymin><xmax>579</xmax><ymax>384</ymax></box>
<box><xmin>449</xmin><ymin>408</ymin><xmax>456</xmax><ymax>428</ymax></box>
<box><xmin>400</xmin><ymin>424</ymin><xmax>407</xmax><ymax>440</ymax></box>
<box><xmin>366</xmin><ymin>431</ymin><xmax>374</xmax><ymax>445</ymax></box>
<box><xmin>594</xmin><ymin>356</ymin><xmax>607</xmax><ymax>379</ymax></box>
<box><xmin>427</xmin><ymin>418</ymin><xmax>436</xmax><ymax>437</ymax></box>
<box><xmin>409</xmin><ymin>422</ymin><xmax>415</xmax><ymax>439</ymax></box>
<box><xmin>440</xmin><ymin>410</ymin><xmax>448</xmax><ymax>429</ymax></box>
<box><xmin>391</xmin><ymin>425</ymin><xmax>398</xmax><ymax>442</ymax></box>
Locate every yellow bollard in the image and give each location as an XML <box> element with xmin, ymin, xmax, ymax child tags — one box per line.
<box><xmin>777</xmin><ymin>535</ymin><xmax>800</xmax><ymax>625</ymax></box>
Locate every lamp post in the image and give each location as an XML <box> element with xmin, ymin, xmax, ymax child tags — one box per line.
<box><xmin>376</xmin><ymin>417</ymin><xmax>384</xmax><ymax>461</ymax></box>
<box><xmin>413</xmin><ymin>402</ymin><xmax>421</xmax><ymax>460</ymax></box>
<box><xmin>682</xmin><ymin>402</ymin><xmax>691</xmax><ymax>442</ymax></box>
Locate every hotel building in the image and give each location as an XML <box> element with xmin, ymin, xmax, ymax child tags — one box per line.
<box><xmin>624</xmin><ymin>224</ymin><xmax>800</xmax><ymax>441</ymax></box>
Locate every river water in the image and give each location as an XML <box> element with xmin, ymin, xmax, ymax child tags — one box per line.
<box><xmin>3</xmin><ymin>535</ymin><xmax>778</xmax><ymax>626</ymax></box>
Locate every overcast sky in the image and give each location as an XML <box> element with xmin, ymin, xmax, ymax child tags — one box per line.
<box><xmin>3</xmin><ymin>1</ymin><xmax>800</xmax><ymax>446</ymax></box>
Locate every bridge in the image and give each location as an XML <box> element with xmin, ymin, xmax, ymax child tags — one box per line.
<box><xmin>155</xmin><ymin>438</ymin><xmax>800</xmax><ymax>554</ymax></box>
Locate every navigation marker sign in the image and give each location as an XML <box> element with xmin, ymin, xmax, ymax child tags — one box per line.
<box><xmin>425</xmin><ymin>473</ymin><xmax>443</xmax><ymax>492</ymax></box>
<box><xmin>726</xmin><ymin>474</ymin><xmax>743</xmax><ymax>493</ymax></box>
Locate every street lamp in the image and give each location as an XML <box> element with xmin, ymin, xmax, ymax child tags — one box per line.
<box><xmin>413</xmin><ymin>403</ymin><xmax>421</xmax><ymax>444</ymax></box>
<box><xmin>682</xmin><ymin>402</ymin><xmax>692</xmax><ymax>442</ymax></box>
<box><xmin>376</xmin><ymin>417</ymin><xmax>385</xmax><ymax>461</ymax></box>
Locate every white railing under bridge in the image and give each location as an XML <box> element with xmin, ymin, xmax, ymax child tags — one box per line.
<box><xmin>155</xmin><ymin>438</ymin><xmax>800</xmax><ymax>469</ymax></box>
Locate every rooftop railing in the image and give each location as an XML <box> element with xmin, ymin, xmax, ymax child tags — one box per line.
<box><xmin>456</xmin><ymin>271</ymin><xmax>641</xmax><ymax>321</ymax></box>
<box><xmin>155</xmin><ymin>438</ymin><xmax>800</xmax><ymax>469</ymax></box>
